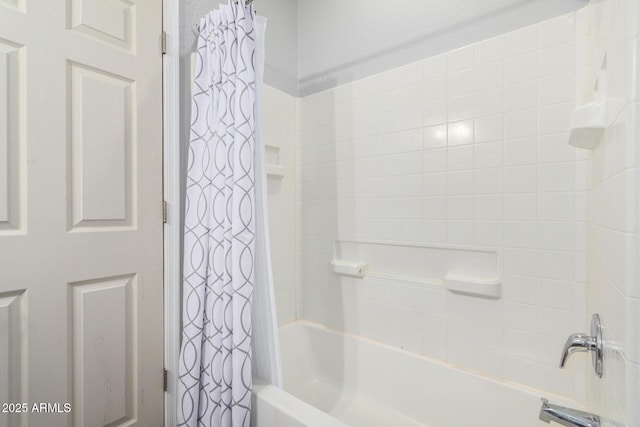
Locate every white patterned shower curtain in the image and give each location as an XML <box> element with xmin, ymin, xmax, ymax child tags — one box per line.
<box><xmin>177</xmin><ymin>1</ymin><xmax>280</xmax><ymax>426</ymax></box>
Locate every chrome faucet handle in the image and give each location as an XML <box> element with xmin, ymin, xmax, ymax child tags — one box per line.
<box><xmin>559</xmin><ymin>314</ymin><xmax>603</xmax><ymax>377</ymax></box>
<box><xmin>560</xmin><ymin>333</ymin><xmax>596</xmax><ymax>367</ymax></box>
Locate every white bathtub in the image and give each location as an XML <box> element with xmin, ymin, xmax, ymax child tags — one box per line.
<box><xmin>252</xmin><ymin>321</ymin><xmax>581</xmax><ymax>427</ymax></box>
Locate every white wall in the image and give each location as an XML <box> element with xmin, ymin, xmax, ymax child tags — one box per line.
<box><xmin>581</xmin><ymin>0</ymin><xmax>640</xmax><ymax>426</ymax></box>
<box><xmin>296</xmin><ymin>12</ymin><xmax>590</xmax><ymax>403</ymax></box>
<box><xmin>298</xmin><ymin>0</ymin><xmax>588</xmax><ymax>95</ymax></box>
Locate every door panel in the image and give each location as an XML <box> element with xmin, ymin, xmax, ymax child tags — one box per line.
<box><xmin>70</xmin><ymin>274</ymin><xmax>137</xmax><ymax>426</ymax></box>
<box><xmin>0</xmin><ymin>39</ymin><xmax>22</xmax><ymax>232</ymax></box>
<box><xmin>0</xmin><ymin>1</ymin><xmax>163</xmax><ymax>426</ymax></box>
<box><xmin>69</xmin><ymin>62</ymin><xmax>134</xmax><ymax>230</ymax></box>
<box><xmin>0</xmin><ymin>290</ymin><xmax>25</xmax><ymax>427</ymax></box>
<box><xmin>69</xmin><ymin>0</ymin><xmax>135</xmax><ymax>51</ymax></box>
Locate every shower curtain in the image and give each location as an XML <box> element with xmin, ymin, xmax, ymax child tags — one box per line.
<box><xmin>177</xmin><ymin>1</ymin><xmax>281</xmax><ymax>426</ymax></box>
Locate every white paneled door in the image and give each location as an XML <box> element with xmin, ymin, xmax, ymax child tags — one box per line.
<box><xmin>0</xmin><ymin>1</ymin><xmax>164</xmax><ymax>426</ymax></box>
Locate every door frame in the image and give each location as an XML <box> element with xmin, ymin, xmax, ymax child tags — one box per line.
<box><xmin>163</xmin><ymin>0</ymin><xmax>181</xmax><ymax>425</ymax></box>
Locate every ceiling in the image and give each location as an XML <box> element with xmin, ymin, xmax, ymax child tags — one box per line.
<box><xmin>297</xmin><ymin>0</ymin><xmax>589</xmax><ymax>95</ymax></box>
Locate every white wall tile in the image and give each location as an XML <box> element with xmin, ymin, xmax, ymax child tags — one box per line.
<box><xmin>505</xmin><ymin>52</ymin><xmax>538</xmax><ymax>83</ymax></box>
<box><xmin>474</xmin><ymin>194</ymin><xmax>503</xmax><ymax>220</ymax></box>
<box><xmin>424</xmin><ymin>77</ymin><xmax>448</xmax><ymax>102</ymax></box>
<box><xmin>423</xmin><ymin>100</ymin><xmax>448</xmax><ymax>125</ymax></box>
<box><xmin>423</xmin><ymin>220</ymin><xmax>447</xmax><ymax>243</ymax></box>
<box><xmin>423</xmin><ymin>124</ymin><xmax>447</xmax><ymax>149</ymax></box>
<box><xmin>538</xmin><ymin>250</ymin><xmax>575</xmax><ymax>281</ymax></box>
<box><xmin>474</xmin><ymin>61</ymin><xmax>504</xmax><ymax>91</ymax></box>
<box><xmin>448</xmin><ymin>120</ymin><xmax>474</xmax><ymax>145</ymax></box>
<box><xmin>447</xmin><ymin>145</ymin><xmax>474</xmax><ymax>171</ymax></box>
<box><xmin>403</xmin><ymin>152</ymin><xmax>423</xmax><ymax>175</ymax></box>
<box><xmin>505</xmin><ymin>221</ymin><xmax>538</xmax><ymax>249</ymax></box>
<box><xmin>475</xmin><ymin>114</ymin><xmax>504</xmax><ymax>142</ymax></box>
<box><xmin>538</xmin><ymin>192</ymin><xmax>575</xmax><ymax>221</ymax></box>
<box><xmin>537</xmin><ymin>335</ymin><xmax>566</xmax><ymax>365</ymax></box>
<box><xmin>446</xmin><ymin>221</ymin><xmax>474</xmax><ymax>245</ymax></box>
<box><xmin>538</xmin><ymin>163</ymin><xmax>575</xmax><ymax>192</ymax></box>
<box><xmin>539</xmin><ymin>14</ymin><xmax>577</xmax><ymax>48</ymax></box>
<box><xmin>505</xmin><ymin>25</ymin><xmax>538</xmax><ymax>57</ymax></box>
<box><xmin>447</xmin><ymin>45</ymin><xmax>474</xmax><ymax>73</ymax></box>
<box><xmin>626</xmin><ymin>362</ymin><xmax>640</xmax><ymax>426</ymax></box>
<box><xmin>448</xmin><ymin>171</ymin><xmax>474</xmax><ymax>195</ymax></box>
<box><xmin>538</xmin><ymin>278</ymin><xmax>575</xmax><ymax>311</ymax></box>
<box><xmin>423</xmin><ymin>148</ymin><xmax>447</xmax><ymax>172</ymax></box>
<box><xmin>503</xmin><ymin>274</ymin><xmax>537</xmax><ymax>305</ymax></box>
<box><xmin>539</xmin><ymin>42</ymin><xmax>576</xmax><ymax>76</ymax></box>
<box><xmin>474</xmin><ymin>168</ymin><xmax>504</xmax><ymax>194</ymax></box>
<box><xmin>538</xmin><ymin>365</ymin><xmax>575</xmax><ymax>398</ymax></box>
<box><xmin>626</xmin><ymin>298</ymin><xmax>640</xmax><ymax>364</ymax></box>
<box><xmin>448</xmin><ymin>70</ymin><xmax>474</xmax><ymax>97</ymax></box>
<box><xmin>474</xmin><ymin>141</ymin><xmax>504</xmax><ymax>169</ymax></box>
<box><xmin>538</xmin><ymin>222</ymin><xmax>575</xmax><ymax>251</ymax></box>
<box><xmin>380</xmin><ymin>132</ymin><xmax>403</xmax><ymax>154</ymax></box>
<box><xmin>474</xmin><ymin>88</ymin><xmax>504</xmax><ymax>117</ymax></box>
<box><xmin>538</xmin><ymin>133</ymin><xmax>575</xmax><ymax>163</ymax></box>
<box><xmin>402</xmin><ymin>106</ymin><xmax>424</xmax><ymax>130</ymax></box>
<box><xmin>504</xmin><ymin>248</ymin><xmax>537</xmax><ymax>276</ymax></box>
<box><xmin>505</xmin><ymin>109</ymin><xmax>538</xmax><ymax>139</ymax></box>
<box><xmin>423</xmin><ymin>172</ymin><xmax>447</xmax><ymax>196</ymax></box>
<box><xmin>540</xmin><ymin>102</ymin><xmax>574</xmax><ymax>134</ymax></box>
<box><xmin>447</xmin><ymin>196</ymin><xmax>474</xmax><ymax>219</ymax></box>
<box><xmin>505</xmin><ymin>302</ymin><xmax>537</xmax><ymax>332</ymax></box>
<box><xmin>402</xmin><ymin>128</ymin><xmax>424</xmax><ymax>152</ymax></box>
<box><xmin>448</xmin><ymin>94</ymin><xmax>474</xmax><ymax>121</ymax></box>
<box><xmin>538</xmin><ymin>306</ymin><xmax>575</xmax><ymax>338</ymax></box>
<box><xmin>540</xmin><ymin>72</ymin><xmax>576</xmax><ymax>105</ymax></box>
<box><xmin>505</xmin><ymin>194</ymin><xmax>537</xmax><ymax>221</ymax></box>
<box><xmin>475</xmin><ymin>35</ymin><xmax>505</xmax><ymax>65</ymax></box>
<box><xmin>474</xmin><ymin>220</ymin><xmax>503</xmax><ymax>246</ymax></box>
<box><xmin>422</xmin><ymin>54</ymin><xmax>447</xmax><ymax>80</ymax></box>
<box><xmin>423</xmin><ymin>196</ymin><xmax>447</xmax><ymax>220</ymax></box>
<box><xmin>504</xmin><ymin>165</ymin><xmax>537</xmax><ymax>193</ymax></box>
<box><xmin>505</xmin><ymin>137</ymin><xmax>538</xmax><ymax>166</ymax></box>
<box><xmin>505</xmin><ymin>81</ymin><xmax>538</xmax><ymax>111</ymax></box>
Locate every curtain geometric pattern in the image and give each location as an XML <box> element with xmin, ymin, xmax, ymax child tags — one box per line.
<box><xmin>178</xmin><ymin>2</ymin><xmax>256</xmax><ymax>425</ymax></box>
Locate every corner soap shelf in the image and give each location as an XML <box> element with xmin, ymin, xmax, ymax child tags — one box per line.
<box><xmin>265</xmin><ymin>144</ymin><xmax>285</xmax><ymax>179</ymax></box>
<box><xmin>568</xmin><ymin>101</ymin><xmax>605</xmax><ymax>150</ymax></box>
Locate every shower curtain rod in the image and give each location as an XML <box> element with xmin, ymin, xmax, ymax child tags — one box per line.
<box><xmin>194</xmin><ymin>0</ymin><xmax>256</xmax><ymax>33</ymax></box>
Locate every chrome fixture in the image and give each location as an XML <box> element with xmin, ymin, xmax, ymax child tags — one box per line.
<box><xmin>559</xmin><ymin>313</ymin><xmax>603</xmax><ymax>377</ymax></box>
<box><xmin>539</xmin><ymin>398</ymin><xmax>600</xmax><ymax>427</ymax></box>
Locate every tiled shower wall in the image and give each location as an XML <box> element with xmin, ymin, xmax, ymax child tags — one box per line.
<box><xmin>263</xmin><ymin>85</ymin><xmax>297</xmax><ymax>326</ymax></box>
<box><xmin>296</xmin><ymin>12</ymin><xmax>590</xmax><ymax>401</ymax></box>
<box><xmin>582</xmin><ymin>0</ymin><xmax>640</xmax><ymax>425</ymax></box>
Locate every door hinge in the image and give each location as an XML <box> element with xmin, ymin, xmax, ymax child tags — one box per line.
<box><xmin>163</xmin><ymin>368</ymin><xmax>168</xmax><ymax>392</ymax></box>
<box><xmin>161</xmin><ymin>31</ymin><xmax>167</xmax><ymax>55</ymax></box>
<box><xmin>162</xmin><ymin>200</ymin><xmax>167</xmax><ymax>223</ymax></box>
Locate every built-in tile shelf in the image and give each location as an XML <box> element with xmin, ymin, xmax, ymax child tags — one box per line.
<box><xmin>265</xmin><ymin>144</ymin><xmax>284</xmax><ymax>179</ymax></box>
<box><xmin>333</xmin><ymin>240</ymin><xmax>500</xmax><ymax>297</ymax></box>
<box><xmin>443</xmin><ymin>272</ymin><xmax>501</xmax><ymax>299</ymax></box>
